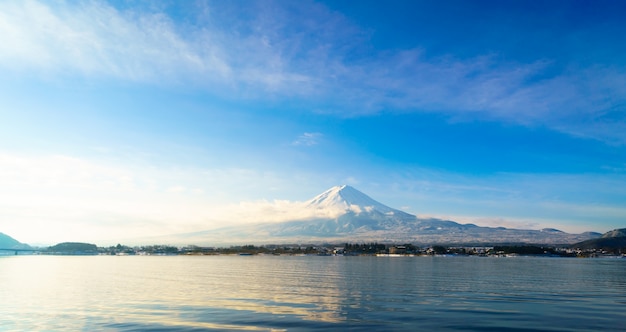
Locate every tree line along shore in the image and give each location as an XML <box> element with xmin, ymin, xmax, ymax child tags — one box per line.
<box><xmin>16</xmin><ymin>241</ymin><xmax>625</xmax><ymax>258</ymax></box>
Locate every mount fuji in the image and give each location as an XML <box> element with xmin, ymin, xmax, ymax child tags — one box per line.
<box><xmin>173</xmin><ymin>185</ymin><xmax>600</xmax><ymax>245</ymax></box>
<box><xmin>290</xmin><ymin>184</ymin><xmax>419</xmax><ymax>234</ymax></box>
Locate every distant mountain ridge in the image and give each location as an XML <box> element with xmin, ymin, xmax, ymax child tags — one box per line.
<box><xmin>178</xmin><ymin>185</ymin><xmax>602</xmax><ymax>245</ymax></box>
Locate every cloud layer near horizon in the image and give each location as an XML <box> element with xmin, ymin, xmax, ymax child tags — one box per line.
<box><xmin>1</xmin><ymin>0</ymin><xmax>625</xmax><ymax>144</ymax></box>
<box><xmin>2</xmin><ymin>152</ymin><xmax>622</xmax><ymax>244</ymax></box>
<box><xmin>0</xmin><ymin>152</ymin><xmax>355</xmax><ymax>243</ymax></box>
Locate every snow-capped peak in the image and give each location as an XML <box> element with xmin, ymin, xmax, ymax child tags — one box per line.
<box><xmin>305</xmin><ymin>185</ymin><xmax>399</xmax><ymax>215</ymax></box>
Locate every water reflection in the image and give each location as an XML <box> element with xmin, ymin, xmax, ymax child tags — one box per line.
<box><xmin>1</xmin><ymin>255</ymin><xmax>625</xmax><ymax>331</ymax></box>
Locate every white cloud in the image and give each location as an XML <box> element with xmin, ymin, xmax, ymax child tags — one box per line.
<box><xmin>348</xmin><ymin>204</ymin><xmax>362</xmax><ymax>214</ymax></box>
<box><xmin>1</xmin><ymin>1</ymin><xmax>624</xmax><ymax>143</ymax></box>
<box><xmin>0</xmin><ymin>1</ymin><xmax>211</xmax><ymax>81</ymax></box>
<box><xmin>0</xmin><ymin>153</ymin><xmax>242</xmax><ymax>242</ymax></box>
<box><xmin>292</xmin><ymin>132</ymin><xmax>323</xmax><ymax>146</ymax></box>
<box><xmin>210</xmin><ymin>199</ymin><xmax>345</xmax><ymax>225</ymax></box>
<box><xmin>1</xmin><ymin>151</ymin><xmax>623</xmax><ymax>244</ymax></box>
<box><xmin>329</xmin><ymin>53</ymin><xmax>626</xmax><ymax>143</ymax></box>
<box><xmin>0</xmin><ymin>0</ymin><xmax>313</xmax><ymax>94</ymax></box>
<box><xmin>0</xmin><ymin>151</ymin><xmax>343</xmax><ymax>245</ymax></box>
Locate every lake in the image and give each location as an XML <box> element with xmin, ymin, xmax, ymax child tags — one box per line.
<box><xmin>0</xmin><ymin>255</ymin><xmax>624</xmax><ymax>331</ymax></box>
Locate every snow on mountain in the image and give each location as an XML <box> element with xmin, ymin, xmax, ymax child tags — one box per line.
<box><xmin>306</xmin><ymin>185</ymin><xmax>399</xmax><ymax>215</ymax></box>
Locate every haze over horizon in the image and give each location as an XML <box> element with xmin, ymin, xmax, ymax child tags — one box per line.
<box><xmin>1</xmin><ymin>0</ymin><xmax>625</xmax><ymax>246</ymax></box>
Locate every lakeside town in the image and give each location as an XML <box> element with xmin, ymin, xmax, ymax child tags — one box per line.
<box><xmin>5</xmin><ymin>241</ymin><xmax>623</xmax><ymax>258</ymax></box>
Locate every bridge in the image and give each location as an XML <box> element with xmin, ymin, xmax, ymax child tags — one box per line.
<box><xmin>0</xmin><ymin>248</ymin><xmax>40</xmax><ymax>255</ymax></box>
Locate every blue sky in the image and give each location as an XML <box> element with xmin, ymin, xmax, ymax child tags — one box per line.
<box><xmin>1</xmin><ymin>0</ymin><xmax>625</xmax><ymax>245</ymax></box>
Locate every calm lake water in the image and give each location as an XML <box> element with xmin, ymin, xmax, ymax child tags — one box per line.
<box><xmin>1</xmin><ymin>255</ymin><xmax>624</xmax><ymax>331</ymax></box>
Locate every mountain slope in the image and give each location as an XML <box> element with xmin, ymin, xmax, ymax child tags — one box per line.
<box><xmin>601</xmin><ymin>228</ymin><xmax>626</xmax><ymax>238</ymax></box>
<box><xmin>571</xmin><ymin>228</ymin><xmax>626</xmax><ymax>250</ymax></box>
<box><xmin>0</xmin><ymin>232</ymin><xmax>31</xmax><ymax>250</ymax></box>
<box><xmin>176</xmin><ymin>185</ymin><xmax>601</xmax><ymax>246</ymax></box>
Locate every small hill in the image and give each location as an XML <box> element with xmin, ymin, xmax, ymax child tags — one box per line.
<box><xmin>571</xmin><ymin>228</ymin><xmax>626</xmax><ymax>251</ymax></box>
<box><xmin>0</xmin><ymin>232</ymin><xmax>31</xmax><ymax>250</ymax></box>
<box><xmin>47</xmin><ymin>242</ymin><xmax>98</xmax><ymax>255</ymax></box>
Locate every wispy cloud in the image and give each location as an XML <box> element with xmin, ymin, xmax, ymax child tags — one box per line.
<box><xmin>1</xmin><ymin>1</ymin><xmax>624</xmax><ymax>143</ymax></box>
<box><xmin>292</xmin><ymin>132</ymin><xmax>323</xmax><ymax>146</ymax></box>
<box><xmin>326</xmin><ymin>53</ymin><xmax>626</xmax><ymax>144</ymax></box>
<box><xmin>0</xmin><ymin>1</ymin><xmax>216</xmax><ymax>82</ymax></box>
<box><xmin>0</xmin><ymin>0</ymin><xmax>315</xmax><ymax>94</ymax></box>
